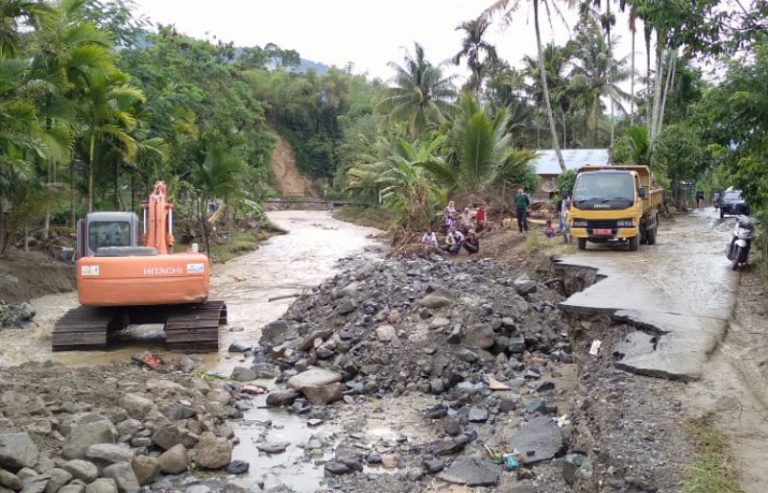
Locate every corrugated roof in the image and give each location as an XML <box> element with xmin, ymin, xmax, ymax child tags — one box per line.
<box><xmin>533</xmin><ymin>149</ymin><xmax>610</xmax><ymax>175</ymax></box>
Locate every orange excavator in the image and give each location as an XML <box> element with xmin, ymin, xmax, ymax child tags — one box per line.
<box><xmin>52</xmin><ymin>181</ymin><xmax>227</xmax><ymax>352</ymax></box>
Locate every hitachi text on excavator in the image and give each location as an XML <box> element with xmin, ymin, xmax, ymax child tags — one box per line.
<box><xmin>52</xmin><ymin>181</ymin><xmax>227</xmax><ymax>352</ymax></box>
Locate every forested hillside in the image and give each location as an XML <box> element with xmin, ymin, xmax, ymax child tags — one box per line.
<box><xmin>2</xmin><ymin>0</ymin><xmax>768</xmax><ymax>266</ymax></box>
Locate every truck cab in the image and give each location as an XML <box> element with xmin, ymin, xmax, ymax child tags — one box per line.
<box><xmin>568</xmin><ymin>165</ymin><xmax>662</xmax><ymax>251</ymax></box>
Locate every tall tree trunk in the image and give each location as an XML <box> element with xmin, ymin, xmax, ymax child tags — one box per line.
<box><xmin>644</xmin><ymin>25</ymin><xmax>652</xmax><ymax>122</ymax></box>
<box><xmin>656</xmin><ymin>49</ymin><xmax>677</xmax><ymax>138</ymax></box>
<box><xmin>533</xmin><ymin>0</ymin><xmax>565</xmax><ymax>171</ymax></box>
<box><xmin>88</xmin><ymin>131</ymin><xmax>95</xmax><ymax>212</ymax></box>
<box><xmin>606</xmin><ymin>3</ymin><xmax>615</xmax><ymax>148</ymax></box>
<box><xmin>70</xmin><ymin>161</ymin><xmax>76</xmax><ymax>228</ymax></box>
<box><xmin>630</xmin><ymin>11</ymin><xmax>636</xmax><ymax>126</ymax></box>
<box><xmin>0</xmin><ymin>173</ymin><xmax>5</xmax><ymax>254</ymax></box>
<box><xmin>199</xmin><ymin>197</ymin><xmax>211</xmax><ymax>258</ymax></box>
<box><xmin>650</xmin><ymin>41</ymin><xmax>665</xmax><ymax>147</ymax></box>
<box><xmin>43</xmin><ymin>161</ymin><xmax>51</xmax><ymax>240</ymax></box>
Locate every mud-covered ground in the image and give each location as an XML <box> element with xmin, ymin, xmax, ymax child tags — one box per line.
<box><xmin>0</xmin><ymin>250</ymin><xmax>74</xmax><ymax>303</ymax></box>
<box><xmin>1</xmin><ymin>209</ymin><xmax>766</xmax><ymax>493</ymax></box>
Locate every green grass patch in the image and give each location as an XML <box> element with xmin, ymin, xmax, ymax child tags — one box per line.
<box><xmin>524</xmin><ymin>232</ymin><xmax>577</xmax><ymax>256</ymax></box>
<box><xmin>333</xmin><ymin>205</ymin><xmax>391</xmax><ymax>230</ymax></box>
<box><xmin>681</xmin><ymin>415</ymin><xmax>740</xmax><ymax>493</ymax></box>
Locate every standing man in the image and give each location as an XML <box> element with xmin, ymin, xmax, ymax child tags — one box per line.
<box><xmin>515</xmin><ymin>187</ymin><xmax>529</xmax><ymax>233</ymax></box>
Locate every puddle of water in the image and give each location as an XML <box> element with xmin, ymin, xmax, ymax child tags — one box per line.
<box><xmin>231</xmin><ymin>390</ymin><xmax>335</xmax><ymax>492</ymax></box>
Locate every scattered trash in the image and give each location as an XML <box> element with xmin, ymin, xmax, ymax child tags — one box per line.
<box><xmin>503</xmin><ymin>453</ymin><xmax>519</xmax><ymax>471</ymax></box>
<box><xmin>242</xmin><ymin>385</ymin><xmax>267</xmax><ymax>395</ymax></box>
<box><xmin>554</xmin><ymin>415</ymin><xmax>571</xmax><ymax>428</ymax></box>
<box><xmin>487</xmin><ymin>376</ymin><xmax>511</xmax><ymax>391</ymax></box>
<box><xmin>589</xmin><ymin>339</ymin><xmax>602</xmax><ymax>356</ymax></box>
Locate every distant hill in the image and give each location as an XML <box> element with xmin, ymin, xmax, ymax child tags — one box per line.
<box><xmin>296</xmin><ymin>58</ymin><xmax>330</xmax><ymax>74</ymax></box>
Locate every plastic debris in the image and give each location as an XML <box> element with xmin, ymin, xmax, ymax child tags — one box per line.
<box><xmin>589</xmin><ymin>339</ymin><xmax>602</xmax><ymax>356</ymax></box>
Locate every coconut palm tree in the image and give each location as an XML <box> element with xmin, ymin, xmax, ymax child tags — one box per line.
<box><xmin>569</xmin><ymin>22</ymin><xmax>631</xmax><ymax>145</ymax></box>
<box><xmin>484</xmin><ymin>0</ymin><xmax>577</xmax><ymax>172</ymax></box>
<box><xmin>419</xmin><ymin>94</ymin><xmax>536</xmax><ymax>194</ymax></box>
<box><xmin>345</xmin><ymin>136</ymin><xmax>447</xmax><ymax>232</ymax></box>
<box><xmin>452</xmin><ymin>16</ymin><xmax>498</xmax><ymax>97</ymax></box>
<box><xmin>75</xmin><ymin>69</ymin><xmax>144</xmax><ymax>212</ymax></box>
<box><xmin>377</xmin><ymin>43</ymin><xmax>455</xmax><ymax>137</ymax></box>
<box><xmin>0</xmin><ymin>0</ymin><xmax>52</xmax><ymax>60</ymax></box>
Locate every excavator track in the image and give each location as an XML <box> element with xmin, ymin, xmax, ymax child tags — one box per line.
<box><xmin>164</xmin><ymin>301</ymin><xmax>227</xmax><ymax>353</ymax></box>
<box><xmin>52</xmin><ymin>306</ymin><xmax>121</xmax><ymax>351</ymax></box>
<box><xmin>51</xmin><ymin>301</ymin><xmax>227</xmax><ymax>353</ymax></box>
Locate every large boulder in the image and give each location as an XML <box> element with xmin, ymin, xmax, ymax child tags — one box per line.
<box><xmin>84</xmin><ymin>478</ymin><xmax>118</xmax><ymax>493</ymax></box>
<box><xmin>118</xmin><ymin>394</ymin><xmax>155</xmax><ymax>420</ymax></box>
<box><xmin>158</xmin><ymin>444</ymin><xmax>188</xmax><ymax>474</ymax></box>
<box><xmin>131</xmin><ymin>455</ymin><xmax>160</xmax><ymax>486</ymax></box>
<box><xmin>150</xmin><ymin>425</ymin><xmax>191</xmax><ymax>451</ymax></box>
<box><xmin>0</xmin><ymin>432</ymin><xmax>39</xmax><ymax>470</ymax></box>
<box><xmin>85</xmin><ymin>444</ymin><xmax>133</xmax><ymax>465</ymax></box>
<box><xmin>0</xmin><ymin>469</ymin><xmax>22</xmax><ymax>490</ymax></box>
<box><xmin>464</xmin><ymin>325</ymin><xmax>496</xmax><ymax>349</ymax></box>
<box><xmin>286</xmin><ymin>368</ymin><xmax>342</xmax><ymax>391</ymax></box>
<box><xmin>44</xmin><ymin>468</ymin><xmax>73</xmax><ymax>493</ymax></box>
<box><xmin>62</xmin><ymin>421</ymin><xmax>117</xmax><ymax>460</ymax></box>
<box><xmin>419</xmin><ymin>294</ymin><xmax>451</xmax><ymax>309</ymax></box>
<box><xmin>437</xmin><ymin>457</ymin><xmax>500</xmax><ymax>487</ymax></box>
<box><xmin>61</xmin><ymin>460</ymin><xmax>98</xmax><ymax>483</ymax></box>
<box><xmin>192</xmin><ymin>432</ymin><xmax>231</xmax><ymax>469</ymax></box>
<box><xmin>301</xmin><ymin>383</ymin><xmax>344</xmax><ymax>406</ymax></box>
<box><xmin>229</xmin><ymin>367</ymin><xmax>258</xmax><ymax>382</ymax></box>
<box><xmin>101</xmin><ymin>462</ymin><xmax>139</xmax><ymax>493</ymax></box>
<box><xmin>508</xmin><ymin>416</ymin><xmax>564</xmax><ymax>464</ymax></box>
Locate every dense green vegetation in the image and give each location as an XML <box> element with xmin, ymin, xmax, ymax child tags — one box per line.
<box><xmin>1</xmin><ymin>0</ymin><xmax>768</xmax><ymax>265</ymax></box>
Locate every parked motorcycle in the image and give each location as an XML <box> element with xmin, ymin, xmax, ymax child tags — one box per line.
<box><xmin>725</xmin><ymin>216</ymin><xmax>755</xmax><ymax>271</ymax></box>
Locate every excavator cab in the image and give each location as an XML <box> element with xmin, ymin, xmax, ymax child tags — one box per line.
<box><xmin>77</xmin><ymin>212</ymin><xmax>142</xmax><ymax>258</ymax></box>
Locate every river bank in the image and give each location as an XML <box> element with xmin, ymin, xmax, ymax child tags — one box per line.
<box><xmin>0</xmin><ymin>209</ymin><xmax>764</xmax><ymax>493</ymax></box>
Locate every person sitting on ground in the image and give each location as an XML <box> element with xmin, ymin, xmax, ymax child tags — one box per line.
<box><xmin>445</xmin><ymin>200</ymin><xmax>457</xmax><ymax>219</ymax></box>
<box><xmin>463</xmin><ymin>229</ymin><xmax>480</xmax><ymax>254</ymax></box>
<box><xmin>421</xmin><ymin>228</ymin><xmax>438</xmax><ymax>249</ymax></box>
<box><xmin>545</xmin><ymin>219</ymin><xmax>556</xmax><ymax>239</ymax></box>
<box><xmin>442</xmin><ymin>226</ymin><xmax>464</xmax><ymax>255</ymax></box>
<box><xmin>474</xmin><ymin>203</ymin><xmax>486</xmax><ymax>232</ymax></box>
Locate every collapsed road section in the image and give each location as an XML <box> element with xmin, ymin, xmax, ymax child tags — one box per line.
<box><xmin>557</xmin><ymin>212</ymin><xmax>738</xmax><ymax>381</ymax></box>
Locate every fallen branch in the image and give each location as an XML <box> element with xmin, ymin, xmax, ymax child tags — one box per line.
<box><xmin>268</xmin><ymin>293</ymin><xmax>302</xmax><ymax>302</ymax></box>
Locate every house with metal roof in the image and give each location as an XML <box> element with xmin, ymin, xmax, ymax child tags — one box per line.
<box><xmin>533</xmin><ymin>149</ymin><xmax>610</xmax><ymax>195</ymax></box>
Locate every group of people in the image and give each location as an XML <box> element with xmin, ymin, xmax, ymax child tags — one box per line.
<box><xmin>420</xmin><ymin>200</ymin><xmax>486</xmax><ymax>255</ymax></box>
<box><xmin>442</xmin><ymin>200</ymin><xmax>486</xmax><ymax>234</ymax></box>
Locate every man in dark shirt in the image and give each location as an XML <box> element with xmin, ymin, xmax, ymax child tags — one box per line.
<box><xmin>514</xmin><ymin>188</ymin><xmax>530</xmax><ymax>233</ymax></box>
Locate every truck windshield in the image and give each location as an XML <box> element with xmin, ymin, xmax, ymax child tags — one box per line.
<box><xmin>573</xmin><ymin>173</ymin><xmax>635</xmax><ymax>208</ymax></box>
<box><xmin>89</xmin><ymin>221</ymin><xmax>131</xmax><ymax>251</ymax></box>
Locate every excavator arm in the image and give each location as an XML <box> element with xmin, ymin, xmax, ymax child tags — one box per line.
<box><xmin>142</xmin><ymin>181</ymin><xmax>175</xmax><ymax>254</ymax></box>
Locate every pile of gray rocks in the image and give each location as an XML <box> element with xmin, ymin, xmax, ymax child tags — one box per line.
<box><xmin>255</xmin><ymin>257</ymin><xmax>571</xmax><ymax>406</ymax></box>
<box><xmin>0</xmin><ymin>362</ymin><xmax>252</xmax><ymax>493</ymax></box>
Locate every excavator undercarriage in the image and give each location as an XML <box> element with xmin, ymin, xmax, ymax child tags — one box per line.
<box><xmin>52</xmin><ymin>301</ymin><xmax>227</xmax><ymax>352</ymax></box>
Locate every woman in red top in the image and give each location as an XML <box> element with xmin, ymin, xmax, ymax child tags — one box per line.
<box><xmin>475</xmin><ymin>204</ymin><xmax>486</xmax><ymax>232</ymax></box>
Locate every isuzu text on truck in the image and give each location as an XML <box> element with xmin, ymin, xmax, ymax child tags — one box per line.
<box><xmin>568</xmin><ymin>165</ymin><xmax>663</xmax><ymax>251</ymax></box>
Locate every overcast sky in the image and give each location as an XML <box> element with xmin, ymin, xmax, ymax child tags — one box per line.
<box><xmin>133</xmin><ymin>0</ymin><xmax>648</xmax><ymax>85</ymax></box>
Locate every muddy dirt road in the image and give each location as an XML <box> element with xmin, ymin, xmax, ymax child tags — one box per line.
<box><xmin>559</xmin><ymin>209</ymin><xmax>768</xmax><ymax>492</ymax></box>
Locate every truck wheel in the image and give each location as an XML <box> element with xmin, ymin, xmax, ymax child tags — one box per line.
<box><xmin>648</xmin><ymin>223</ymin><xmax>657</xmax><ymax>245</ymax></box>
<box><xmin>577</xmin><ymin>238</ymin><xmax>587</xmax><ymax>251</ymax></box>
<box><xmin>628</xmin><ymin>235</ymin><xmax>639</xmax><ymax>251</ymax></box>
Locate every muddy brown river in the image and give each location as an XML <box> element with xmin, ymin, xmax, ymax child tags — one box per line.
<box><xmin>0</xmin><ymin>210</ymin><xmax>381</xmax><ymax>369</ymax></box>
